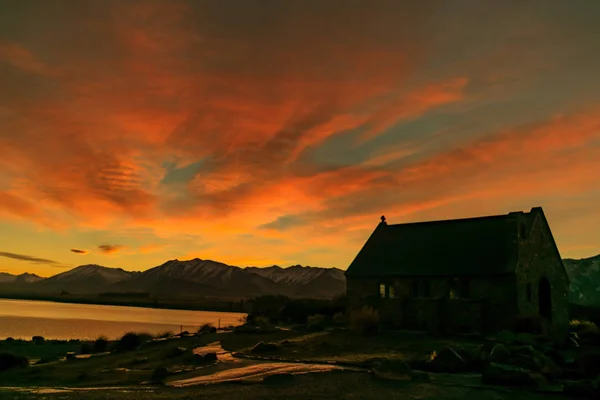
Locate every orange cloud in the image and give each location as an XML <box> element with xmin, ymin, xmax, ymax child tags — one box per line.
<box><xmin>97</xmin><ymin>245</ymin><xmax>125</xmax><ymax>255</ymax></box>
<box><xmin>70</xmin><ymin>249</ymin><xmax>89</xmax><ymax>255</ymax></box>
<box><xmin>1</xmin><ymin>1</ymin><xmax>600</xmax><ymax>271</ymax></box>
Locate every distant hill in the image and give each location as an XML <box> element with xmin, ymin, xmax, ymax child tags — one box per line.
<box><xmin>1</xmin><ymin>259</ymin><xmax>346</xmax><ymax>299</ymax></box>
<box><xmin>564</xmin><ymin>254</ymin><xmax>600</xmax><ymax>306</ymax></box>
<box><xmin>31</xmin><ymin>264</ymin><xmax>140</xmax><ymax>293</ymax></box>
<box><xmin>0</xmin><ymin>272</ymin><xmax>43</xmax><ymax>284</ymax></box>
<box><xmin>245</xmin><ymin>265</ymin><xmax>346</xmax><ymax>299</ymax></box>
<box><xmin>110</xmin><ymin>259</ymin><xmax>345</xmax><ymax>299</ymax></box>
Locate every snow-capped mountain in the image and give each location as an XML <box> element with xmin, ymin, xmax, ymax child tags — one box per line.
<box><xmin>245</xmin><ymin>265</ymin><xmax>345</xmax><ymax>285</ymax></box>
<box><xmin>110</xmin><ymin>258</ymin><xmax>282</xmax><ymax>298</ymax></box>
<box><xmin>0</xmin><ymin>272</ymin><xmax>43</xmax><ymax>284</ymax></box>
<box><xmin>564</xmin><ymin>254</ymin><xmax>600</xmax><ymax>306</ymax></box>
<box><xmin>32</xmin><ymin>264</ymin><xmax>139</xmax><ymax>293</ymax></box>
<box><xmin>245</xmin><ymin>264</ymin><xmax>346</xmax><ymax>298</ymax></box>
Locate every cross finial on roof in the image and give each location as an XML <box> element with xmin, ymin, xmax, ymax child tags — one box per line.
<box><xmin>381</xmin><ymin>215</ymin><xmax>386</xmax><ymax>224</ymax></box>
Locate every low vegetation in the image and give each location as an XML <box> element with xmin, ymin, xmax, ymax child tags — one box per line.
<box><xmin>197</xmin><ymin>323</ymin><xmax>216</xmax><ymax>334</ymax></box>
<box><xmin>0</xmin><ymin>352</ymin><xmax>28</xmax><ymax>371</ymax></box>
<box><xmin>113</xmin><ymin>332</ymin><xmax>153</xmax><ymax>353</ymax></box>
<box><xmin>349</xmin><ymin>307</ymin><xmax>380</xmax><ymax>336</ymax></box>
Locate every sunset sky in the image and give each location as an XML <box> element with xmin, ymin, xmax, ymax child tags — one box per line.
<box><xmin>1</xmin><ymin>1</ymin><xmax>599</xmax><ymax>277</ymax></box>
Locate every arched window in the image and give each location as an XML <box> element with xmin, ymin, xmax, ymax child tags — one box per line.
<box><xmin>520</xmin><ymin>223</ymin><xmax>528</xmax><ymax>239</ymax></box>
<box><xmin>379</xmin><ymin>283</ymin><xmax>396</xmax><ymax>299</ymax></box>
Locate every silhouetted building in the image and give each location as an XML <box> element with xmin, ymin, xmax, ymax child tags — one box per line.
<box><xmin>345</xmin><ymin>207</ymin><xmax>569</xmax><ymax>342</ymax></box>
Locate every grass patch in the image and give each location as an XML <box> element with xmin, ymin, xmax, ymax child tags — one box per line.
<box><xmin>113</xmin><ymin>332</ymin><xmax>153</xmax><ymax>353</ymax></box>
<box><xmin>349</xmin><ymin>307</ymin><xmax>380</xmax><ymax>336</ymax></box>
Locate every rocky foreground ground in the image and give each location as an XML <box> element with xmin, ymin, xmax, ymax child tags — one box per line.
<box><xmin>1</xmin><ymin>323</ymin><xmax>600</xmax><ymax>399</ymax></box>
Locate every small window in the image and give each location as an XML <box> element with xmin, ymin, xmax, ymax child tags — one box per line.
<box><xmin>449</xmin><ymin>278</ymin><xmax>468</xmax><ymax>299</ymax></box>
<box><xmin>526</xmin><ymin>283</ymin><xmax>532</xmax><ymax>303</ymax></box>
<box><xmin>458</xmin><ymin>279</ymin><xmax>470</xmax><ymax>299</ymax></box>
<box><xmin>420</xmin><ymin>280</ymin><xmax>431</xmax><ymax>298</ymax></box>
<box><xmin>379</xmin><ymin>283</ymin><xmax>395</xmax><ymax>299</ymax></box>
<box><xmin>410</xmin><ymin>280</ymin><xmax>419</xmax><ymax>298</ymax></box>
<box><xmin>520</xmin><ymin>223</ymin><xmax>527</xmax><ymax>239</ymax></box>
<box><xmin>449</xmin><ymin>287</ymin><xmax>458</xmax><ymax>300</ymax></box>
<box><xmin>379</xmin><ymin>284</ymin><xmax>386</xmax><ymax>298</ymax></box>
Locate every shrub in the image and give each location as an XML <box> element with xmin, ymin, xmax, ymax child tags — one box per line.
<box><xmin>570</xmin><ymin>319</ymin><xmax>599</xmax><ymax>334</ymax></box>
<box><xmin>333</xmin><ymin>312</ymin><xmax>347</xmax><ymax>325</ymax></box>
<box><xmin>513</xmin><ymin>315</ymin><xmax>546</xmax><ymax>335</ymax></box>
<box><xmin>307</xmin><ymin>314</ymin><xmax>327</xmax><ymax>331</ymax></box>
<box><xmin>80</xmin><ymin>342</ymin><xmax>93</xmax><ymax>354</ymax></box>
<box><xmin>93</xmin><ymin>336</ymin><xmax>109</xmax><ymax>353</ymax></box>
<box><xmin>197</xmin><ymin>323</ymin><xmax>216</xmax><ymax>334</ymax></box>
<box><xmin>155</xmin><ymin>331</ymin><xmax>174</xmax><ymax>339</ymax></box>
<box><xmin>151</xmin><ymin>367</ymin><xmax>169</xmax><ymax>384</ymax></box>
<box><xmin>114</xmin><ymin>332</ymin><xmax>151</xmax><ymax>353</ymax></box>
<box><xmin>254</xmin><ymin>315</ymin><xmax>271</xmax><ymax>327</ymax></box>
<box><xmin>0</xmin><ymin>352</ymin><xmax>28</xmax><ymax>371</ymax></box>
<box><xmin>32</xmin><ymin>336</ymin><xmax>45</xmax><ymax>345</ymax></box>
<box><xmin>349</xmin><ymin>307</ymin><xmax>380</xmax><ymax>336</ymax></box>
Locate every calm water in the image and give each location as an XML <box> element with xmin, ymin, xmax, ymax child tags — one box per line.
<box><xmin>0</xmin><ymin>299</ymin><xmax>246</xmax><ymax>340</ymax></box>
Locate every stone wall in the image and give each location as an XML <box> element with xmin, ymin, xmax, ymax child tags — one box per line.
<box><xmin>346</xmin><ymin>275</ymin><xmax>518</xmax><ymax>334</ymax></box>
<box><xmin>514</xmin><ymin>209</ymin><xmax>570</xmax><ymax>342</ymax></box>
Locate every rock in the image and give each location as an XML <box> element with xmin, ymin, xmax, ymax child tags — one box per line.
<box><xmin>508</xmin><ymin>345</ymin><xmax>562</xmax><ymax>379</ymax></box>
<box><xmin>576</xmin><ymin>352</ymin><xmax>600</xmax><ymax>378</ymax></box>
<box><xmin>489</xmin><ymin>344</ymin><xmax>511</xmax><ymax>363</ymax></box>
<box><xmin>527</xmin><ymin>372</ymin><xmax>548</xmax><ymax>389</ymax></box>
<box><xmin>195</xmin><ymin>352</ymin><xmax>218</xmax><ymax>363</ymax></box>
<box><xmin>151</xmin><ymin>367</ymin><xmax>169</xmax><ymax>384</ymax></box>
<box><xmin>131</xmin><ymin>357</ymin><xmax>148</xmax><ymax>365</ymax></box>
<box><xmin>539</xmin><ymin>357</ymin><xmax>562</xmax><ymax>380</ymax></box>
<box><xmin>263</xmin><ymin>373</ymin><xmax>294</xmax><ymax>384</ymax></box>
<box><xmin>281</xmin><ymin>340</ymin><xmax>292</xmax><ymax>346</ymax></box>
<box><xmin>411</xmin><ymin>370</ymin><xmax>430</xmax><ymax>382</ymax></box>
<box><xmin>458</xmin><ymin>345</ymin><xmax>487</xmax><ymax>371</ymax></box>
<box><xmin>370</xmin><ymin>358</ymin><xmax>413</xmax><ymax>377</ymax></box>
<box><xmin>370</xmin><ymin>370</ymin><xmax>412</xmax><ymax>383</ymax></box>
<box><xmin>250</xmin><ymin>342</ymin><xmax>279</xmax><ymax>354</ymax></box>
<box><xmin>426</xmin><ymin>346</ymin><xmax>468</xmax><ymax>373</ymax></box>
<box><xmin>568</xmin><ymin>332</ymin><xmax>580</xmax><ymax>348</ymax></box>
<box><xmin>516</xmin><ymin>333</ymin><xmax>538</xmax><ymax>345</ymax></box>
<box><xmin>563</xmin><ymin>380</ymin><xmax>596</xmax><ymax>398</ymax></box>
<box><xmin>497</xmin><ymin>330</ymin><xmax>517</xmax><ymax>345</ymax></box>
<box><xmin>167</xmin><ymin>347</ymin><xmax>187</xmax><ymax>358</ymax></box>
<box><xmin>482</xmin><ymin>363</ymin><xmax>533</xmax><ymax>387</ymax></box>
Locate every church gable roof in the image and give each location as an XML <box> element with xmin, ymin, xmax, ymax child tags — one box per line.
<box><xmin>345</xmin><ymin>212</ymin><xmax>521</xmax><ymax>278</ymax></box>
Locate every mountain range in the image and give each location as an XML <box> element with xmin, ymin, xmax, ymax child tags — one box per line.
<box><xmin>0</xmin><ymin>259</ymin><xmax>346</xmax><ymax>300</ymax></box>
<box><xmin>563</xmin><ymin>254</ymin><xmax>600</xmax><ymax>306</ymax></box>
<box><xmin>1</xmin><ymin>254</ymin><xmax>598</xmax><ymax>303</ymax></box>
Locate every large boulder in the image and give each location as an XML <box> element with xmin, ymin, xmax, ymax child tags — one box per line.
<box><xmin>496</xmin><ymin>330</ymin><xmax>517</xmax><ymax>345</ymax></box>
<box><xmin>250</xmin><ymin>342</ymin><xmax>279</xmax><ymax>354</ymax></box>
<box><xmin>576</xmin><ymin>351</ymin><xmax>600</xmax><ymax>378</ymax></box>
<box><xmin>369</xmin><ymin>358</ymin><xmax>414</xmax><ymax>382</ymax></box>
<box><xmin>425</xmin><ymin>346</ymin><xmax>468</xmax><ymax>373</ymax></box>
<box><xmin>562</xmin><ymin>380</ymin><xmax>597</xmax><ymax>398</ymax></box>
<box><xmin>509</xmin><ymin>345</ymin><xmax>562</xmax><ymax>380</ymax></box>
<box><xmin>489</xmin><ymin>344</ymin><xmax>511</xmax><ymax>363</ymax></box>
<box><xmin>482</xmin><ymin>363</ymin><xmax>545</xmax><ymax>387</ymax></box>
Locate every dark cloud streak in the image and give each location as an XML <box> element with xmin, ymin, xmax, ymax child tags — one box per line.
<box><xmin>0</xmin><ymin>251</ymin><xmax>67</xmax><ymax>267</ymax></box>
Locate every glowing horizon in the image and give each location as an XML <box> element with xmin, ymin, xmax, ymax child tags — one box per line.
<box><xmin>1</xmin><ymin>1</ymin><xmax>599</xmax><ymax>277</ymax></box>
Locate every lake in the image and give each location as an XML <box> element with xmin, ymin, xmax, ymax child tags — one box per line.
<box><xmin>0</xmin><ymin>299</ymin><xmax>246</xmax><ymax>340</ymax></box>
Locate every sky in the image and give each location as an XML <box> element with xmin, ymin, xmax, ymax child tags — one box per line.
<box><xmin>1</xmin><ymin>0</ymin><xmax>599</xmax><ymax>277</ymax></box>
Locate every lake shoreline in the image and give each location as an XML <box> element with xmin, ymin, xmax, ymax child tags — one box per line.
<box><xmin>0</xmin><ymin>299</ymin><xmax>246</xmax><ymax>341</ymax></box>
<box><xmin>0</xmin><ymin>293</ymin><xmax>247</xmax><ymax>314</ymax></box>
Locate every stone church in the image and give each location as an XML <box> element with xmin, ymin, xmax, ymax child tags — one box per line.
<box><xmin>345</xmin><ymin>207</ymin><xmax>569</xmax><ymax>341</ymax></box>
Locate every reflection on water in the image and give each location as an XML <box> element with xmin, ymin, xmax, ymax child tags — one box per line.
<box><xmin>0</xmin><ymin>299</ymin><xmax>245</xmax><ymax>340</ymax></box>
